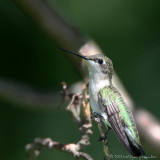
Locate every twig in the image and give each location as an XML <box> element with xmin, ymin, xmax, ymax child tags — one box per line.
<box><xmin>26</xmin><ymin>138</ymin><xmax>93</xmax><ymax>160</ymax></box>
<box><xmin>63</xmin><ymin>82</ymin><xmax>93</xmax><ymax>150</ymax></box>
<box><xmin>26</xmin><ymin>82</ymin><xmax>93</xmax><ymax>160</ymax></box>
<box><xmin>97</xmin><ymin>122</ymin><xmax>111</xmax><ymax>160</ymax></box>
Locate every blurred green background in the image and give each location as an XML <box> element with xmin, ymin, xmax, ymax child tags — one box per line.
<box><xmin>0</xmin><ymin>0</ymin><xmax>160</xmax><ymax>159</ymax></box>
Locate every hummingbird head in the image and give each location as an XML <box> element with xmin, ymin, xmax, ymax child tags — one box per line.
<box><xmin>84</xmin><ymin>54</ymin><xmax>113</xmax><ymax>79</ymax></box>
<box><xmin>60</xmin><ymin>48</ymin><xmax>113</xmax><ymax>79</ymax></box>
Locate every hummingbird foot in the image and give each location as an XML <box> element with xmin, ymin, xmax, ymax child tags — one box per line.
<box><xmin>92</xmin><ymin>112</ymin><xmax>103</xmax><ymax>123</ymax></box>
<box><xmin>98</xmin><ymin>136</ymin><xmax>106</xmax><ymax>142</ymax></box>
<box><xmin>98</xmin><ymin>126</ymin><xmax>112</xmax><ymax>142</ymax></box>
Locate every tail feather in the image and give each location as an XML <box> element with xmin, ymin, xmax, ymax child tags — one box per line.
<box><xmin>124</xmin><ymin>127</ymin><xmax>145</xmax><ymax>157</ymax></box>
<box><xmin>127</xmin><ymin>136</ymin><xmax>145</xmax><ymax>157</ymax></box>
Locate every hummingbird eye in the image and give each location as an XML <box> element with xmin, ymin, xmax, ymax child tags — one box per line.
<box><xmin>98</xmin><ymin>59</ymin><xmax>103</xmax><ymax>64</ymax></box>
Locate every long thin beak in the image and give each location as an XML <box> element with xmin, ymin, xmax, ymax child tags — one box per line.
<box><xmin>59</xmin><ymin>48</ymin><xmax>92</xmax><ymax>60</ymax></box>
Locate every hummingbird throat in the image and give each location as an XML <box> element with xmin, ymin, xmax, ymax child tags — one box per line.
<box><xmin>89</xmin><ymin>70</ymin><xmax>111</xmax><ymax>94</ymax></box>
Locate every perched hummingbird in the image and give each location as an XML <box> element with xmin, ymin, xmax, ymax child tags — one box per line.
<box><xmin>60</xmin><ymin>49</ymin><xmax>145</xmax><ymax>157</ymax></box>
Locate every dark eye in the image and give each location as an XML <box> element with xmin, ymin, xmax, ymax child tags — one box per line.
<box><xmin>98</xmin><ymin>59</ymin><xmax>103</xmax><ymax>64</ymax></box>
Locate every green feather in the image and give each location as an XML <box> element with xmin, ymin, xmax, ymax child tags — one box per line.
<box><xmin>99</xmin><ymin>86</ymin><xmax>140</xmax><ymax>144</ymax></box>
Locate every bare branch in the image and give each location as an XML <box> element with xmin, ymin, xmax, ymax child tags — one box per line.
<box><xmin>0</xmin><ymin>78</ymin><xmax>86</xmax><ymax>109</ymax></box>
<box><xmin>0</xmin><ymin>78</ymin><xmax>61</xmax><ymax>109</ymax></box>
<box><xmin>62</xmin><ymin>82</ymin><xmax>93</xmax><ymax>150</ymax></box>
<box><xmin>97</xmin><ymin>122</ymin><xmax>111</xmax><ymax>160</ymax></box>
<box><xmin>26</xmin><ymin>82</ymin><xmax>93</xmax><ymax>160</ymax></box>
<box><xmin>26</xmin><ymin>138</ymin><xmax>93</xmax><ymax>160</ymax></box>
<box><xmin>135</xmin><ymin>109</ymin><xmax>160</xmax><ymax>155</ymax></box>
<box><xmin>13</xmin><ymin>0</ymin><xmax>86</xmax><ymax>50</ymax></box>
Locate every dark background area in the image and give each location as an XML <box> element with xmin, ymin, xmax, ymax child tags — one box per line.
<box><xmin>0</xmin><ymin>0</ymin><xmax>160</xmax><ymax>159</ymax></box>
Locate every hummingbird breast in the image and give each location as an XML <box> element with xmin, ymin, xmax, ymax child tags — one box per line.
<box><xmin>89</xmin><ymin>78</ymin><xmax>110</xmax><ymax>114</ymax></box>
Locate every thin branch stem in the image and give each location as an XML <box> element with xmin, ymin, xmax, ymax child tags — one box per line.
<box><xmin>26</xmin><ymin>138</ymin><xmax>93</xmax><ymax>160</ymax></box>
<box><xmin>97</xmin><ymin>122</ymin><xmax>111</xmax><ymax>160</ymax></box>
<box><xmin>26</xmin><ymin>82</ymin><xmax>93</xmax><ymax>160</ymax></box>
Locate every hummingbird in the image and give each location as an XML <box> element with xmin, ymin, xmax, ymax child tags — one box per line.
<box><xmin>60</xmin><ymin>48</ymin><xmax>145</xmax><ymax>157</ymax></box>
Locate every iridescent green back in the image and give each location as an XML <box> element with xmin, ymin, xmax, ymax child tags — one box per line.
<box><xmin>99</xmin><ymin>86</ymin><xmax>140</xmax><ymax>144</ymax></box>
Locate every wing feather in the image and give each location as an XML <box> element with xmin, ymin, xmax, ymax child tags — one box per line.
<box><xmin>98</xmin><ymin>90</ymin><xmax>132</xmax><ymax>153</ymax></box>
<box><xmin>98</xmin><ymin>86</ymin><xmax>145</xmax><ymax>156</ymax></box>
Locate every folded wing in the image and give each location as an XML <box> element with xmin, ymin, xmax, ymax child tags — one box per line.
<box><xmin>98</xmin><ymin>87</ymin><xmax>145</xmax><ymax>157</ymax></box>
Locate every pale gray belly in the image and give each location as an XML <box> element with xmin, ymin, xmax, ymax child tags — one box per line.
<box><xmin>89</xmin><ymin>88</ymin><xmax>106</xmax><ymax>114</ymax></box>
<box><xmin>89</xmin><ymin>86</ymin><xmax>109</xmax><ymax>125</ymax></box>
<box><xmin>89</xmin><ymin>90</ymin><xmax>100</xmax><ymax>113</ymax></box>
